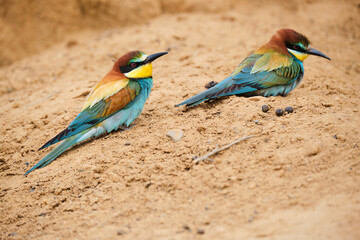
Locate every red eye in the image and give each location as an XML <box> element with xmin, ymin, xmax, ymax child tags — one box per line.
<box><xmin>131</xmin><ymin>62</ymin><xmax>137</xmax><ymax>68</ymax></box>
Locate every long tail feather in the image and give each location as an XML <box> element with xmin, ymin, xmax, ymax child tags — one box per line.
<box><xmin>175</xmin><ymin>77</ymin><xmax>235</xmax><ymax>107</ymax></box>
<box><xmin>39</xmin><ymin>121</ymin><xmax>99</xmax><ymax>150</ymax></box>
<box><xmin>26</xmin><ymin>126</ymin><xmax>106</xmax><ymax>176</ymax></box>
<box><xmin>174</xmin><ymin>89</ymin><xmax>211</xmax><ymax>107</ymax></box>
<box><xmin>25</xmin><ymin>135</ymin><xmax>80</xmax><ymax>176</ymax></box>
<box><xmin>38</xmin><ymin>127</ymin><xmax>73</xmax><ymax>150</ymax></box>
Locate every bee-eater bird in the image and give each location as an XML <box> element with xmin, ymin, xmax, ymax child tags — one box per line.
<box><xmin>25</xmin><ymin>50</ymin><xmax>167</xmax><ymax>176</ymax></box>
<box><xmin>175</xmin><ymin>29</ymin><xmax>330</xmax><ymax>107</ymax></box>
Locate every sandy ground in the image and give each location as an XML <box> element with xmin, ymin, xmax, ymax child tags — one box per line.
<box><xmin>1</xmin><ymin>0</ymin><xmax>360</xmax><ymax>239</ymax></box>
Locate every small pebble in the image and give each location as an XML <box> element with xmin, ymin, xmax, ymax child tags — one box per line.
<box><xmin>197</xmin><ymin>229</ymin><xmax>205</xmax><ymax>235</ymax></box>
<box><xmin>166</xmin><ymin>129</ymin><xmax>184</xmax><ymax>142</ymax></box>
<box><xmin>262</xmin><ymin>105</ymin><xmax>270</xmax><ymax>113</ymax></box>
<box><xmin>183</xmin><ymin>225</ymin><xmax>191</xmax><ymax>232</ymax></box>
<box><xmin>117</xmin><ymin>230</ymin><xmax>126</xmax><ymax>236</ymax></box>
<box><xmin>124</xmin><ymin>142</ymin><xmax>131</xmax><ymax>146</ymax></box>
<box><xmin>197</xmin><ymin>126</ymin><xmax>206</xmax><ymax>132</ymax></box>
<box><xmin>285</xmin><ymin>106</ymin><xmax>294</xmax><ymax>113</ymax></box>
<box><xmin>25</xmin><ymin>162</ymin><xmax>29</xmax><ymax>165</ymax></box>
<box><xmin>12</xmin><ymin>103</ymin><xmax>20</xmax><ymax>108</ymax></box>
<box><xmin>66</xmin><ymin>40</ymin><xmax>78</xmax><ymax>48</ymax></box>
<box><xmin>254</xmin><ymin>120</ymin><xmax>259</xmax><ymax>124</ymax></box>
<box><xmin>205</xmin><ymin>81</ymin><xmax>218</xmax><ymax>89</ymax></box>
<box><xmin>275</xmin><ymin>108</ymin><xmax>284</xmax><ymax>116</ymax></box>
<box><xmin>180</xmin><ymin>105</ymin><xmax>188</xmax><ymax>112</ymax></box>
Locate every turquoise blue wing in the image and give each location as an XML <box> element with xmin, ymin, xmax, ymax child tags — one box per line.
<box><xmin>38</xmin><ymin>100</ymin><xmax>109</xmax><ymax>150</ymax></box>
<box><xmin>39</xmin><ymin>82</ymin><xmax>141</xmax><ymax>149</ymax></box>
<box><xmin>175</xmin><ymin>53</ymin><xmax>303</xmax><ymax>107</ymax></box>
<box><xmin>205</xmin><ymin>57</ymin><xmax>303</xmax><ymax>99</ymax></box>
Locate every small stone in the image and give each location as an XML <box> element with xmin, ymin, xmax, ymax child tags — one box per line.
<box><xmin>249</xmin><ymin>97</ymin><xmax>260</xmax><ymax>101</ymax></box>
<box><xmin>166</xmin><ymin>129</ymin><xmax>184</xmax><ymax>142</ymax></box>
<box><xmin>74</xmin><ymin>90</ymin><xmax>91</xmax><ymax>98</ymax></box>
<box><xmin>117</xmin><ymin>230</ymin><xmax>126</xmax><ymax>235</ymax></box>
<box><xmin>183</xmin><ymin>225</ymin><xmax>191</xmax><ymax>232</ymax></box>
<box><xmin>254</xmin><ymin>120</ymin><xmax>259</xmax><ymax>124</ymax></box>
<box><xmin>275</xmin><ymin>109</ymin><xmax>284</xmax><ymax>116</ymax></box>
<box><xmin>197</xmin><ymin>229</ymin><xmax>205</xmax><ymax>234</ymax></box>
<box><xmin>93</xmin><ymin>166</ymin><xmax>104</xmax><ymax>174</ymax></box>
<box><xmin>262</xmin><ymin>105</ymin><xmax>270</xmax><ymax>113</ymax></box>
<box><xmin>205</xmin><ymin>81</ymin><xmax>218</xmax><ymax>89</ymax></box>
<box><xmin>321</xmin><ymin>103</ymin><xmax>333</xmax><ymax>108</ymax></box>
<box><xmin>306</xmin><ymin>145</ymin><xmax>321</xmax><ymax>157</ymax></box>
<box><xmin>197</xmin><ymin>126</ymin><xmax>206</xmax><ymax>132</ymax></box>
<box><xmin>25</xmin><ymin>162</ymin><xmax>29</xmax><ymax>165</ymax></box>
<box><xmin>66</xmin><ymin>40</ymin><xmax>78</xmax><ymax>48</ymax></box>
<box><xmin>12</xmin><ymin>103</ymin><xmax>19</xmax><ymax>108</ymax></box>
<box><xmin>124</xmin><ymin>142</ymin><xmax>131</xmax><ymax>146</ymax></box>
<box><xmin>180</xmin><ymin>105</ymin><xmax>188</xmax><ymax>112</ymax></box>
<box><xmin>285</xmin><ymin>106</ymin><xmax>294</xmax><ymax>113</ymax></box>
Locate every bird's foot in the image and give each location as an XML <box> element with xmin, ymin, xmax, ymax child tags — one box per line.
<box><xmin>118</xmin><ymin>124</ymin><xmax>135</xmax><ymax>131</ymax></box>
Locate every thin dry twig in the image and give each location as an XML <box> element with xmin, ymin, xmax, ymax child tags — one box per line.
<box><xmin>25</xmin><ymin>91</ymin><xmax>61</xmax><ymax>108</ymax></box>
<box><xmin>194</xmin><ymin>135</ymin><xmax>255</xmax><ymax>163</ymax></box>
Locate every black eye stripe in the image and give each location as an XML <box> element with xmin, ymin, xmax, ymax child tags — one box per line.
<box><xmin>285</xmin><ymin>42</ymin><xmax>306</xmax><ymax>53</ymax></box>
<box><xmin>120</xmin><ymin>61</ymin><xmax>146</xmax><ymax>73</ymax></box>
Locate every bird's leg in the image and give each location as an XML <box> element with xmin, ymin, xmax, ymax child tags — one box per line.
<box><xmin>118</xmin><ymin>124</ymin><xmax>135</xmax><ymax>131</ymax></box>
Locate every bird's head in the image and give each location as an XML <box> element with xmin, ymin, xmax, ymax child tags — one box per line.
<box><xmin>114</xmin><ymin>50</ymin><xmax>168</xmax><ymax>79</ymax></box>
<box><xmin>260</xmin><ymin>29</ymin><xmax>331</xmax><ymax>62</ymax></box>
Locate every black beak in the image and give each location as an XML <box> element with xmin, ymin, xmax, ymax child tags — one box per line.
<box><xmin>306</xmin><ymin>47</ymin><xmax>331</xmax><ymax>60</ymax></box>
<box><xmin>145</xmin><ymin>52</ymin><xmax>168</xmax><ymax>63</ymax></box>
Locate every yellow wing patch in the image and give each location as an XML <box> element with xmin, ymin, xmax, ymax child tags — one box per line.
<box><xmin>251</xmin><ymin>52</ymin><xmax>293</xmax><ymax>74</ymax></box>
<box><xmin>231</xmin><ymin>56</ymin><xmax>256</xmax><ymax>76</ymax></box>
<box><xmin>82</xmin><ymin>79</ymin><xmax>129</xmax><ymax>110</ymax></box>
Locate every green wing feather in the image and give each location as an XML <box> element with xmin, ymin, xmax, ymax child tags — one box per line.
<box><xmin>39</xmin><ymin>81</ymin><xmax>141</xmax><ymax>149</ymax></box>
<box><xmin>206</xmin><ymin>53</ymin><xmax>302</xmax><ymax>98</ymax></box>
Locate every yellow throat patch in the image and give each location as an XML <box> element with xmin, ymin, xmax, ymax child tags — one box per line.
<box><xmin>287</xmin><ymin>49</ymin><xmax>309</xmax><ymax>62</ymax></box>
<box><xmin>125</xmin><ymin>63</ymin><xmax>153</xmax><ymax>79</ymax></box>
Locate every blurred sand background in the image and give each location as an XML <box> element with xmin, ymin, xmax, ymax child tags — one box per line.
<box><xmin>0</xmin><ymin>0</ymin><xmax>360</xmax><ymax>239</ymax></box>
